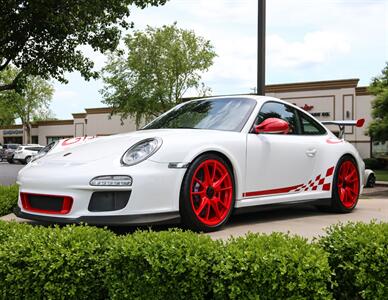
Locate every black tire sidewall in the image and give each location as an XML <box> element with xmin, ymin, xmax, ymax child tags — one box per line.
<box><xmin>331</xmin><ymin>155</ymin><xmax>360</xmax><ymax>212</ymax></box>
<box><xmin>367</xmin><ymin>174</ymin><xmax>376</xmax><ymax>187</ymax></box>
<box><xmin>180</xmin><ymin>153</ymin><xmax>235</xmax><ymax>232</ymax></box>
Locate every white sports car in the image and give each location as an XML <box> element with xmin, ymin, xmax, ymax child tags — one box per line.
<box><xmin>16</xmin><ymin>96</ymin><xmax>365</xmax><ymax>232</ymax></box>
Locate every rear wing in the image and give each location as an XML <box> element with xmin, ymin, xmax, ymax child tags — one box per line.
<box><xmin>321</xmin><ymin>119</ymin><xmax>365</xmax><ymax>139</ymax></box>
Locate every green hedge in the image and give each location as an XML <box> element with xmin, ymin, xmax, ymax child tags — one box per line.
<box><xmin>0</xmin><ymin>222</ymin><xmax>112</xmax><ymax>300</ymax></box>
<box><xmin>363</xmin><ymin>158</ymin><xmax>388</xmax><ymax>170</ymax></box>
<box><xmin>319</xmin><ymin>222</ymin><xmax>388</xmax><ymax>300</ymax></box>
<box><xmin>0</xmin><ymin>185</ymin><xmax>18</xmax><ymax>216</ymax></box>
<box><xmin>106</xmin><ymin>230</ymin><xmax>221</xmax><ymax>300</ymax></box>
<box><xmin>0</xmin><ymin>221</ymin><xmax>386</xmax><ymax>299</ymax></box>
<box><xmin>212</xmin><ymin>233</ymin><xmax>333</xmax><ymax>300</ymax></box>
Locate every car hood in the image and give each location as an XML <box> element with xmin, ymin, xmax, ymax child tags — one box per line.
<box><xmin>31</xmin><ymin>129</ymin><xmax>240</xmax><ymax>166</ymax></box>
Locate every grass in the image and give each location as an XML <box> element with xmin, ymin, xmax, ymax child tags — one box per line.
<box><xmin>374</xmin><ymin>169</ymin><xmax>388</xmax><ymax>182</ymax></box>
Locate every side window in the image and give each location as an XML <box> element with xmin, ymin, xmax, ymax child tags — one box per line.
<box><xmin>298</xmin><ymin>111</ymin><xmax>327</xmax><ymax>135</ymax></box>
<box><xmin>256</xmin><ymin>102</ymin><xmax>299</xmax><ymax>134</ymax></box>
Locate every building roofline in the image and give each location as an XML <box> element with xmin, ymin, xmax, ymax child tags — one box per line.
<box><xmin>356</xmin><ymin>86</ymin><xmax>372</xmax><ymax>96</ymax></box>
<box><xmin>36</xmin><ymin>120</ymin><xmax>74</xmax><ymax>126</ymax></box>
<box><xmin>72</xmin><ymin>113</ymin><xmax>87</xmax><ymax>119</ymax></box>
<box><xmin>0</xmin><ymin>124</ymin><xmax>23</xmax><ymax>130</ymax></box>
<box><xmin>85</xmin><ymin>107</ymin><xmax>113</xmax><ymax>114</ymax></box>
<box><xmin>265</xmin><ymin>78</ymin><xmax>360</xmax><ymax>93</ymax></box>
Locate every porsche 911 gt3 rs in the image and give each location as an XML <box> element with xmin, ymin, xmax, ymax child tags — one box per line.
<box><xmin>15</xmin><ymin>96</ymin><xmax>365</xmax><ymax>232</ymax></box>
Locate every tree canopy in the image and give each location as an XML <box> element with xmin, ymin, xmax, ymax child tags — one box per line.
<box><xmin>368</xmin><ymin>63</ymin><xmax>388</xmax><ymax>142</ymax></box>
<box><xmin>0</xmin><ymin>101</ymin><xmax>16</xmax><ymax>126</ymax></box>
<box><xmin>0</xmin><ymin>0</ymin><xmax>167</xmax><ymax>92</ymax></box>
<box><xmin>101</xmin><ymin>23</ymin><xmax>216</xmax><ymax>126</ymax></box>
<box><xmin>0</xmin><ymin>67</ymin><xmax>54</xmax><ymax>143</ymax></box>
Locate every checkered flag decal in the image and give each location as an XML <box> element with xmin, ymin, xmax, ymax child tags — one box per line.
<box><xmin>291</xmin><ymin>166</ymin><xmax>334</xmax><ymax>192</ymax></box>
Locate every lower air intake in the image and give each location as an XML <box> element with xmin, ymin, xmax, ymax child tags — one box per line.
<box><xmin>88</xmin><ymin>191</ymin><xmax>131</xmax><ymax>212</ymax></box>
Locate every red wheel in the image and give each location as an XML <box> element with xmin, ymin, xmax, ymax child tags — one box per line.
<box><xmin>337</xmin><ymin>160</ymin><xmax>359</xmax><ymax>208</ymax></box>
<box><xmin>331</xmin><ymin>156</ymin><xmax>360</xmax><ymax>212</ymax></box>
<box><xmin>181</xmin><ymin>154</ymin><xmax>235</xmax><ymax>232</ymax></box>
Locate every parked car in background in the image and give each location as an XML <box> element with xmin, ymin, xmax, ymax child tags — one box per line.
<box><xmin>364</xmin><ymin>169</ymin><xmax>376</xmax><ymax>188</ymax></box>
<box><xmin>13</xmin><ymin>145</ymin><xmax>44</xmax><ymax>164</ymax></box>
<box><xmin>0</xmin><ymin>144</ymin><xmax>20</xmax><ymax>163</ymax></box>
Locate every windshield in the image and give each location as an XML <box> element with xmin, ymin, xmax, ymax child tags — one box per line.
<box><xmin>143</xmin><ymin>98</ymin><xmax>256</xmax><ymax>132</ymax></box>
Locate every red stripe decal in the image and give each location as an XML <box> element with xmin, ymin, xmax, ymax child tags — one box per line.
<box><xmin>243</xmin><ymin>184</ymin><xmax>304</xmax><ymax>198</ymax></box>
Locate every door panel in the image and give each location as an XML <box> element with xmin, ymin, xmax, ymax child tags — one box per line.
<box><xmin>244</xmin><ymin>134</ymin><xmax>316</xmax><ymax>198</ymax></box>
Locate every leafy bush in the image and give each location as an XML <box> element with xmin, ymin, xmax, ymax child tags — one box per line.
<box><xmin>106</xmin><ymin>230</ymin><xmax>221</xmax><ymax>300</ymax></box>
<box><xmin>0</xmin><ymin>223</ymin><xmax>114</xmax><ymax>300</ymax></box>
<box><xmin>0</xmin><ymin>221</ymin><xmax>386</xmax><ymax>299</ymax></box>
<box><xmin>0</xmin><ymin>184</ymin><xmax>18</xmax><ymax>216</ymax></box>
<box><xmin>212</xmin><ymin>233</ymin><xmax>333</xmax><ymax>300</ymax></box>
<box><xmin>319</xmin><ymin>222</ymin><xmax>388</xmax><ymax>300</ymax></box>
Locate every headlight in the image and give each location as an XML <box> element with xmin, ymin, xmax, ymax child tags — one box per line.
<box><xmin>121</xmin><ymin>138</ymin><xmax>162</xmax><ymax>166</ymax></box>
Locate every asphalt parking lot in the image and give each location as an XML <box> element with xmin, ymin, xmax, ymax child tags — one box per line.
<box><xmin>0</xmin><ymin>161</ymin><xmax>24</xmax><ymax>186</ymax></box>
<box><xmin>1</xmin><ymin>161</ymin><xmax>387</xmax><ymax>239</ymax></box>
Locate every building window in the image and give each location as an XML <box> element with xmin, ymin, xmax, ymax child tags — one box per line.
<box><xmin>32</xmin><ymin>136</ymin><xmax>39</xmax><ymax>144</ymax></box>
<box><xmin>46</xmin><ymin>136</ymin><xmax>73</xmax><ymax>145</ymax></box>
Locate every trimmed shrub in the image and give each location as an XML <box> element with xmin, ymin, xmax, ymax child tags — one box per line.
<box><xmin>105</xmin><ymin>229</ymin><xmax>221</xmax><ymax>300</ymax></box>
<box><xmin>212</xmin><ymin>233</ymin><xmax>333</xmax><ymax>300</ymax></box>
<box><xmin>0</xmin><ymin>221</ymin><xmax>386</xmax><ymax>299</ymax></box>
<box><xmin>319</xmin><ymin>222</ymin><xmax>388</xmax><ymax>300</ymax></box>
<box><xmin>0</xmin><ymin>184</ymin><xmax>18</xmax><ymax>216</ymax></box>
<box><xmin>363</xmin><ymin>158</ymin><xmax>387</xmax><ymax>170</ymax></box>
<box><xmin>0</xmin><ymin>222</ymin><xmax>115</xmax><ymax>300</ymax></box>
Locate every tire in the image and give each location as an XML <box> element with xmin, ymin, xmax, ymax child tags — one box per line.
<box><xmin>180</xmin><ymin>154</ymin><xmax>235</xmax><ymax>232</ymax></box>
<box><xmin>366</xmin><ymin>174</ymin><xmax>376</xmax><ymax>188</ymax></box>
<box><xmin>7</xmin><ymin>158</ymin><xmax>14</xmax><ymax>164</ymax></box>
<box><xmin>25</xmin><ymin>156</ymin><xmax>31</xmax><ymax>164</ymax></box>
<box><xmin>330</xmin><ymin>156</ymin><xmax>360</xmax><ymax>213</ymax></box>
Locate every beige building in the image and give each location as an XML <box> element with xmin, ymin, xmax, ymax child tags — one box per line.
<box><xmin>0</xmin><ymin>78</ymin><xmax>379</xmax><ymax>158</ymax></box>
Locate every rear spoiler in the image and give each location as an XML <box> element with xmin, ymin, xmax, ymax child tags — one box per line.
<box><xmin>321</xmin><ymin>119</ymin><xmax>365</xmax><ymax>139</ymax></box>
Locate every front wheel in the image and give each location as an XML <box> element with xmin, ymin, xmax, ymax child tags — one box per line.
<box><xmin>180</xmin><ymin>154</ymin><xmax>235</xmax><ymax>232</ymax></box>
<box><xmin>330</xmin><ymin>156</ymin><xmax>360</xmax><ymax>212</ymax></box>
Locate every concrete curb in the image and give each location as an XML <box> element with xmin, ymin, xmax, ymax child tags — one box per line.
<box><xmin>376</xmin><ymin>181</ymin><xmax>388</xmax><ymax>187</ymax></box>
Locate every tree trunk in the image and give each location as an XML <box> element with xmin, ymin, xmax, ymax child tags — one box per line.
<box><xmin>24</xmin><ymin>122</ymin><xmax>32</xmax><ymax>144</ymax></box>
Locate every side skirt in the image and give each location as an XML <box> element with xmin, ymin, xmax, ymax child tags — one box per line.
<box><xmin>233</xmin><ymin>198</ymin><xmax>332</xmax><ymax>215</ymax></box>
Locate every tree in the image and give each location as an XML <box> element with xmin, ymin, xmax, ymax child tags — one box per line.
<box><xmin>0</xmin><ymin>101</ymin><xmax>16</xmax><ymax>126</ymax></box>
<box><xmin>0</xmin><ymin>0</ymin><xmax>167</xmax><ymax>92</ymax></box>
<box><xmin>0</xmin><ymin>67</ymin><xmax>54</xmax><ymax>143</ymax></box>
<box><xmin>101</xmin><ymin>23</ymin><xmax>217</xmax><ymax>126</ymax></box>
<box><xmin>368</xmin><ymin>63</ymin><xmax>388</xmax><ymax>142</ymax></box>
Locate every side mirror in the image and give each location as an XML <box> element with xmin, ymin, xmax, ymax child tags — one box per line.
<box><xmin>254</xmin><ymin>118</ymin><xmax>289</xmax><ymax>134</ymax></box>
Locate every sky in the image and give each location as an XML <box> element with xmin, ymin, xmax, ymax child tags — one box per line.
<box><xmin>51</xmin><ymin>0</ymin><xmax>388</xmax><ymax>119</ymax></box>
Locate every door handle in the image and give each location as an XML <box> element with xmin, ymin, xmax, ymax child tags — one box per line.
<box><xmin>306</xmin><ymin>148</ymin><xmax>317</xmax><ymax>157</ymax></box>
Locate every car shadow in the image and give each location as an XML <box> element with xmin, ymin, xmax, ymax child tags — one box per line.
<box><xmin>108</xmin><ymin>204</ymin><xmax>337</xmax><ymax>236</ymax></box>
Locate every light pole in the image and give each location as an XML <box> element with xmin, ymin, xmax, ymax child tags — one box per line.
<box><xmin>257</xmin><ymin>0</ymin><xmax>266</xmax><ymax>95</ymax></box>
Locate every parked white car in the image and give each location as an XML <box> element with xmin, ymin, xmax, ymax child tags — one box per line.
<box><xmin>13</xmin><ymin>145</ymin><xmax>44</xmax><ymax>164</ymax></box>
<box><xmin>364</xmin><ymin>169</ymin><xmax>376</xmax><ymax>188</ymax></box>
<box><xmin>16</xmin><ymin>96</ymin><xmax>366</xmax><ymax>231</ymax></box>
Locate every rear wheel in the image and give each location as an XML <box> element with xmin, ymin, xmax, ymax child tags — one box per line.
<box><xmin>25</xmin><ymin>156</ymin><xmax>31</xmax><ymax>164</ymax></box>
<box><xmin>180</xmin><ymin>154</ymin><xmax>235</xmax><ymax>232</ymax></box>
<box><xmin>331</xmin><ymin>156</ymin><xmax>360</xmax><ymax>212</ymax></box>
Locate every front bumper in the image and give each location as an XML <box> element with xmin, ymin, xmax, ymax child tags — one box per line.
<box><xmin>17</xmin><ymin>159</ymin><xmax>187</xmax><ymax>224</ymax></box>
<box><xmin>15</xmin><ymin>207</ymin><xmax>180</xmax><ymax>226</ymax></box>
